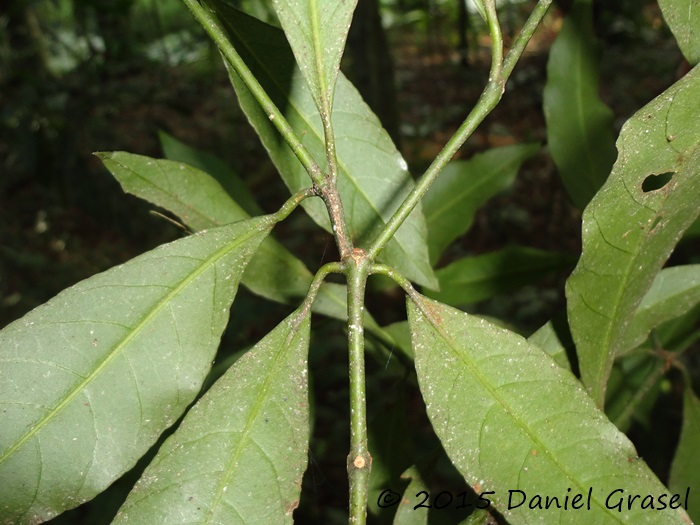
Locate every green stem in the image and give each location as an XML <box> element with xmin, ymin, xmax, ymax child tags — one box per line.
<box><xmin>180</xmin><ymin>0</ymin><xmax>323</xmax><ymax>186</ymax></box>
<box><xmin>345</xmin><ymin>252</ymin><xmax>372</xmax><ymax>524</ymax></box>
<box><xmin>272</xmin><ymin>187</ymin><xmax>317</xmax><ymax>223</ymax></box>
<box><xmin>292</xmin><ymin>262</ymin><xmax>344</xmax><ymax>329</ymax></box>
<box><xmin>366</xmin><ymin>0</ymin><xmax>553</xmax><ymax>261</ymax></box>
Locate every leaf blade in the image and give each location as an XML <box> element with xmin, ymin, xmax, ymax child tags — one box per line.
<box><xmin>566</xmin><ymin>65</ymin><xmax>700</xmax><ymax>405</ymax></box>
<box><xmin>271</xmin><ymin>0</ymin><xmax>357</xmax><ymax>119</ymax></box>
<box><xmin>543</xmin><ymin>0</ymin><xmax>617</xmax><ymax>209</ymax></box>
<box><xmin>621</xmin><ymin>265</ymin><xmax>700</xmax><ymax>352</ymax></box>
<box><xmin>659</xmin><ymin>0</ymin><xmax>700</xmax><ymax>65</ymax></box>
<box><xmin>211</xmin><ymin>3</ymin><xmax>436</xmax><ymax>288</ymax></box>
<box><xmin>113</xmin><ymin>310</ymin><xmax>311</xmax><ymax>525</ymax></box>
<box><xmin>0</xmin><ymin>217</ymin><xmax>273</xmax><ymax>523</ymax></box>
<box><xmin>422</xmin><ymin>144</ymin><xmax>539</xmax><ymax>263</ymax></box>
<box><xmin>426</xmin><ymin>246</ymin><xmax>576</xmax><ymax>305</ymax></box>
<box><xmin>407</xmin><ymin>294</ymin><xmax>691</xmax><ymax>524</ymax></box>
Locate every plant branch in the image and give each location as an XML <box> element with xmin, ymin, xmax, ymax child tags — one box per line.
<box><xmin>366</xmin><ymin>0</ymin><xmax>553</xmax><ymax>261</ymax></box>
<box><xmin>272</xmin><ymin>187</ymin><xmax>317</xmax><ymax>223</ymax></box>
<box><xmin>181</xmin><ymin>0</ymin><xmax>324</xmax><ymax>186</ymax></box>
<box><xmin>345</xmin><ymin>250</ymin><xmax>372</xmax><ymax>524</ymax></box>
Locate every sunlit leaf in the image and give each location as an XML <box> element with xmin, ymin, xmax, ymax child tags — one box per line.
<box><xmin>621</xmin><ymin>265</ymin><xmax>700</xmax><ymax>353</ymax></box>
<box><xmin>113</xmin><ymin>309</ymin><xmax>311</xmax><ymax>524</ymax></box>
<box><xmin>158</xmin><ymin>130</ymin><xmax>262</xmax><ymax>216</ymax></box>
<box><xmin>543</xmin><ymin>0</ymin><xmax>617</xmax><ymax>209</ymax></box>
<box><xmin>422</xmin><ymin>144</ymin><xmax>539</xmax><ymax>263</ymax></box>
<box><xmin>211</xmin><ymin>2</ymin><xmax>437</xmax><ymax>288</ymax></box>
<box><xmin>271</xmin><ymin>0</ymin><xmax>357</xmax><ymax>121</ymax></box>
<box><xmin>659</xmin><ymin>0</ymin><xmax>700</xmax><ymax>65</ymax></box>
<box><xmin>407</xmin><ymin>293</ymin><xmax>691</xmax><ymax>524</ymax></box>
<box><xmin>669</xmin><ymin>386</ymin><xmax>700</xmax><ymax>523</ymax></box>
<box><xmin>426</xmin><ymin>246</ymin><xmax>575</xmax><ymax>304</ymax></box>
<box><xmin>0</xmin><ymin>217</ymin><xmax>273</xmax><ymax>523</ymax></box>
<box><xmin>566</xmin><ymin>65</ymin><xmax>700</xmax><ymax>406</ymax></box>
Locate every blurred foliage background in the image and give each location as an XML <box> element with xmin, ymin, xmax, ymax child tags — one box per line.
<box><xmin>0</xmin><ymin>1</ymin><xmax>696</xmax><ymax>523</ymax></box>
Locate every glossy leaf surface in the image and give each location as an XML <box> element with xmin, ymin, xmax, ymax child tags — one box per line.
<box><xmin>543</xmin><ymin>0</ymin><xmax>617</xmax><ymax>209</ymax></box>
<box><xmin>271</xmin><ymin>0</ymin><xmax>357</xmax><ymax>119</ymax></box>
<box><xmin>566</xmin><ymin>65</ymin><xmax>700</xmax><ymax>405</ymax></box>
<box><xmin>213</xmin><ymin>3</ymin><xmax>437</xmax><ymax>288</ymax></box>
<box><xmin>422</xmin><ymin>144</ymin><xmax>539</xmax><ymax>263</ymax></box>
<box><xmin>0</xmin><ymin>217</ymin><xmax>273</xmax><ymax>523</ymax></box>
<box><xmin>426</xmin><ymin>246</ymin><xmax>575</xmax><ymax>305</ymax></box>
<box><xmin>659</xmin><ymin>0</ymin><xmax>700</xmax><ymax>64</ymax></box>
<box><xmin>113</xmin><ymin>310</ymin><xmax>311</xmax><ymax>525</ymax></box>
<box><xmin>407</xmin><ymin>294</ymin><xmax>691</xmax><ymax>524</ymax></box>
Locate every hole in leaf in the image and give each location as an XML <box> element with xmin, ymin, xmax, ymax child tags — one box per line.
<box><xmin>641</xmin><ymin>172</ymin><xmax>674</xmax><ymax>192</ymax></box>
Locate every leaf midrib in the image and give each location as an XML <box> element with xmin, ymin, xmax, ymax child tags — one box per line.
<box><xmin>0</xmin><ymin>223</ymin><xmax>266</xmax><ymax>466</ymax></box>
<box><xmin>412</xmin><ymin>297</ymin><xmax>627</xmax><ymax>523</ymax></box>
<box><xmin>223</xmin><ymin>7</ymin><xmax>433</xmax><ymax>284</ymax></box>
<box><xmin>204</xmin><ymin>317</ymin><xmax>308</xmax><ymax>523</ymax></box>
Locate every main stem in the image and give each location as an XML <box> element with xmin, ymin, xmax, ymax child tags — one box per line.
<box><xmin>345</xmin><ymin>251</ymin><xmax>371</xmax><ymax>524</ymax></box>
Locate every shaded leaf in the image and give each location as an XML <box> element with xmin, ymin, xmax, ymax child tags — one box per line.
<box><xmin>393</xmin><ymin>466</ymin><xmax>428</xmax><ymax>525</ymax></box>
<box><xmin>669</xmin><ymin>386</ymin><xmax>700</xmax><ymax>523</ymax></box>
<box><xmin>0</xmin><ymin>217</ymin><xmax>273</xmax><ymax>523</ymax></box>
<box><xmin>426</xmin><ymin>246</ymin><xmax>576</xmax><ymax>305</ymax></box>
<box><xmin>621</xmin><ymin>265</ymin><xmax>700</xmax><ymax>353</ymax></box>
<box><xmin>543</xmin><ymin>0</ymin><xmax>617</xmax><ymax>209</ymax></box>
<box><xmin>368</xmin><ymin>389</ymin><xmax>413</xmax><ymax>518</ymax></box>
<box><xmin>407</xmin><ymin>294</ymin><xmax>691</xmax><ymax>524</ymax></box>
<box><xmin>271</xmin><ymin>0</ymin><xmax>357</xmax><ymax>120</ymax></box>
<box><xmin>659</xmin><ymin>0</ymin><xmax>700</xmax><ymax>65</ymax></box>
<box><xmin>422</xmin><ymin>144</ymin><xmax>540</xmax><ymax>263</ymax></box>
<box><xmin>158</xmin><ymin>130</ymin><xmax>262</xmax><ymax>216</ymax></box>
<box><xmin>566</xmin><ymin>65</ymin><xmax>700</xmax><ymax>406</ymax></box>
<box><xmin>113</xmin><ymin>309</ymin><xmax>311</xmax><ymax>525</ymax></box>
<box><xmin>527</xmin><ymin>317</ymin><xmax>574</xmax><ymax>371</ymax></box>
<box><xmin>605</xmin><ymin>353</ymin><xmax>665</xmax><ymax>433</ymax></box>
<box><xmin>212</xmin><ymin>3</ymin><xmax>437</xmax><ymax>288</ymax></box>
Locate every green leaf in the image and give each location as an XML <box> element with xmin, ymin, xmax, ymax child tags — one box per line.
<box><xmin>543</xmin><ymin>0</ymin><xmax>617</xmax><ymax>209</ymax></box>
<box><xmin>158</xmin><ymin>130</ymin><xmax>263</xmax><ymax>216</ymax></box>
<box><xmin>425</xmin><ymin>246</ymin><xmax>576</xmax><ymax>305</ymax></box>
<box><xmin>407</xmin><ymin>294</ymin><xmax>691</xmax><ymax>524</ymax></box>
<box><xmin>621</xmin><ymin>265</ymin><xmax>700</xmax><ymax>353</ymax></box>
<box><xmin>113</xmin><ymin>309</ymin><xmax>311</xmax><ymax>525</ymax></box>
<box><xmin>271</xmin><ymin>0</ymin><xmax>357</xmax><ymax>120</ymax></box>
<box><xmin>659</xmin><ymin>0</ymin><xmax>700</xmax><ymax>65</ymax></box>
<box><xmin>469</xmin><ymin>0</ymin><xmax>487</xmax><ymax>22</ymax></box>
<box><xmin>527</xmin><ymin>317</ymin><xmax>574</xmax><ymax>371</ymax></box>
<box><xmin>97</xmin><ymin>151</ymin><xmax>357</xmax><ymax>325</ymax></box>
<box><xmin>212</xmin><ymin>3</ymin><xmax>437</xmax><ymax>288</ymax></box>
<box><xmin>98</xmin><ymin>151</ymin><xmax>249</xmax><ymax>232</ymax></box>
<box><xmin>669</xmin><ymin>386</ymin><xmax>700</xmax><ymax>523</ymax></box>
<box><xmin>605</xmin><ymin>353</ymin><xmax>664</xmax><ymax>433</ymax></box>
<box><xmin>0</xmin><ymin>217</ymin><xmax>273</xmax><ymax>523</ymax></box>
<box><xmin>566</xmin><ymin>65</ymin><xmax>700</xmax><ymax>406</ymax></box>
<box><xmin>393</xmin><ymin>466</ymin><xmax>428</xmax><ymax>525</ymax></box>
<box><xmin>422</xmin><ymin>144</ymin><xmax>540</xmax><ymax>263</ymax></box>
